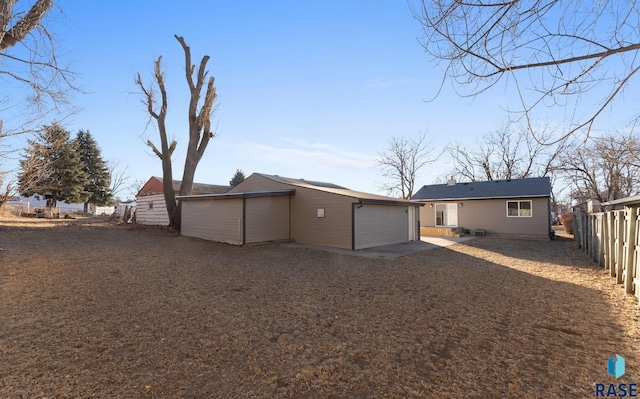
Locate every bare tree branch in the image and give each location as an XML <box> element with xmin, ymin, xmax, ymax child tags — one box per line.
<box><xmin>557</xmin><ymin>131</ymin><xmax>640</xmax><ymax>202</ymax></box>
<box><xmin>377</xmin><ymin>132</ymin><xmax>442</xmax><ymax>199</ymax></box>
<box><xmin>1</xmin><ymin>0</ymin><xmax>77</xmax><ymax>160</ymax></box>
<box><xmin>416</xmin><ymin>0</ymin><xmax>640</xmax><ymax>140</ymax></box>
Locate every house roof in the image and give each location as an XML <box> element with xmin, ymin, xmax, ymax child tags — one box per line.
<box><xmin>137</xmin><ymin>176</ymin><xmax>230</xmax><ymax>197</ymax></box>
<box><xmin>411</xmin><ymin>177</ymin><xmax>551</xmax><ymax>201</ymax></box>
<box><xmin>257</xmin><ymin>173</ymin><xmax>422</xmax><ymax>206</ymax></box>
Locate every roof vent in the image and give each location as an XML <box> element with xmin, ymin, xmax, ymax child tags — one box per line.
<box><xmin>447</xmin><ymin>177</ymin><xmax>456</xmax><ymax>186</ymax></box>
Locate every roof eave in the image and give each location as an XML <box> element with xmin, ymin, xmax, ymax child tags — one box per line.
<box><xmin>359</xmin><ymin>198</ymin><xmax>424</xmax><ymax>206</ymax></box>
<box><xmin>176</xmin><ymin>189</ymin><xmax>295</xmax><ymax>201</ymax></box>
<box><xmin>413</xmin><ymin>194</ymin><xmax>550</xmax><ymax>201</ymax></box>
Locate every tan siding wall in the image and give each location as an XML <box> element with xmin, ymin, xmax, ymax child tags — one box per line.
<box><xmin>354</xmin><ymin>204</ymin><xmax>409</xmax><ymax>250</ymax></box>
<box><xmin>290</xmin><ymin>187</ymin><xmax>353</xmax><ymax>249</ymax></box>
<box><xmin>231</xmin><ymin>174</ymin><xmax>353</xmax><ymax>249</ymax></box>
<box><xmin>419</xmin><ymin>197</ymin><xmax>550</xmax><ymax>235</ymax></box>
<box><xmin>136</xmin><ymin>194</ymin><xmax>170</xmax><ymax>225</ymax></box>
<box><xmin>245</xmin><ymin>196</ymin><xmax>290</xmax><ymax>243</ymax></box>
<box><xmin>181</xmin><ymin>199</ymin><xmax>243</xmax><ymax>244</ymax></box>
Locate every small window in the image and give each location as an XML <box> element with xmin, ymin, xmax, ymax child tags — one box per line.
<box><xmin>317</xmin><ymin>208</ymin><xmax>325</xmax><ymax>218</ymax></box>
<box><xmin>507</xmin><ymin>200</ymin><xmax>532</xmax><ymax>217</ymax></box>
<box><xmin>148</xmin><ymin>202</ymin><xmax>154</xmax><ymax>210</ymax></box>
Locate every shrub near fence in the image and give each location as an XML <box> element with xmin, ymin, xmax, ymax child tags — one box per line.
<box><xmin>574</xmin><ymin>204</ymin><xmax>640</xmax><ymax>302</ymax></box>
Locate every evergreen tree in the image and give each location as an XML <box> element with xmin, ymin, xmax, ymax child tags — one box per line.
<box><xmin>229</xmin><ymin>169</ymin><xmax>246</xmax><ymax>187</ymax></box>
<box><xmin>18</xmin><ymin>123</ymin><xmax>88</xmax><ymax>207</ymax></box>
<box><xmin>75</xmin><ymin>130</ymin><xmax>112</xmax><ymax>212</ymax></box>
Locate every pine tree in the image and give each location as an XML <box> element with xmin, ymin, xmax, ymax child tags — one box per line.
<box><xmin>18</xmin><ymin>123</ymin><xmax>88</xmax><ymax>208</ymax></box>
<box><xmin>229</xmin><ymin>169</ymin><xmax>246</xmax><ymax>187</ymax></box>
<box><xmin>75</xmin><ymin>130</ymin><xmax>112</xmax><ymax>212</ymax></box>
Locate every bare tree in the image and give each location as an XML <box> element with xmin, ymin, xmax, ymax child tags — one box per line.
<box><xmin>557</xmin><ymin>132</ymin><xmax>640</xmax><ymax>203</ymax></box>
<box><xmin>128</xmin><ymin>178</ymin><xmax>146</xmax><ymax>199</ymax></box>
<box><xmin>377</xmin><ymin>133</ymin><xmax>441</xmax><ymax>199</ymax></box>
<box><xmin>107</xmin><ymin>160</ymin><xmax>130</xmax><ymax>200</ymax></box>
<box><xmin>1</xmin><ymin>1</ymin><xmax>75</xmax><ymax>138</ymax></box>
<box><xmin>448</xmin><ymin>122</ymin><xmax>564</xmax><ymax>182</ymax></box>
<box><xmin>0</xmin><ymin>171</ymin><xmax>13</xmax><ymax>209</ymax></box>
<box><xmin>415</xmin><ymin>1</ymin><xmax>640</xmax><ymax>140</ymax></box>
<box><xmin>136</xmin><ymin>35</ymin><xmax>217</xmax><ymax>229</ymax></box>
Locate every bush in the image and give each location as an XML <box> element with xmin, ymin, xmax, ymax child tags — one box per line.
<box><xmin>559</xmin><ymin>213</ymin><xmax>574</xmax><ymax>234</ymax></box>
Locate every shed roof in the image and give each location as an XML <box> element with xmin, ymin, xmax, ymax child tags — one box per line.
<box><xmin>257</xmin><ymin>173</ymin><xmax>421</xmax><ymax>206</ymax></box>
<box><xmin>411</xmin><ymin>177</ymin><xmax>551</xmax><ymax>201</ymax></box>
<box><xmin>137</xmin><ymin>176</ymin><xmax>230</xmax><ymax>197</ymax></box>
<box><xmin>601</xmin><ymin>194</ymin><xmax>640</xmax><ymax>207</ymax></box>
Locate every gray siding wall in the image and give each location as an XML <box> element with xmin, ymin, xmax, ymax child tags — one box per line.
<box><xmin>136</xmin><ymin>194</ymin><xmax>170</xmax><ymax>226</ymax></box>
<box><xmin>419</xmin><ymin>197</ymin><xmax>550</xmax><ymax>235</ymax></box>
<box><xmin>181</xmin><ymin>199</ymin><xmax>243</xmax><ymax>244</ymax></box>
<box><xmin>354</xmin><ymin>204</ymin><xmax>409</xmax><ymax>250</ymax></box>
<box><xmin>245</xmin><ymin>196</ymin><xmax>290</xmax><ymax>243</ymax></box>
<box><xmin>231</xmin><ymin>174</ymin><xmax>353</xmax><ymax>249</ymax></box>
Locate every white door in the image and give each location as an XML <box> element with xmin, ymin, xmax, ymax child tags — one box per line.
<box><xmin>435</xmin><ymin>203</ymin><xmax>458</xmax><ymax>227</ymax></box>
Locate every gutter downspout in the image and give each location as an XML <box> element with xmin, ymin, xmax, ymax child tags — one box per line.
<box><xmin>352</xmin><ymin>201</ymin><xmax>364</xmax><ymax>250</ymax></box>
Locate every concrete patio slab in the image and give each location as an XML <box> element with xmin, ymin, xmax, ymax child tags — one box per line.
<box><xmin>282</xmin><ymin>235</ymin><xmax>475</xmax><ymax>259</ymax></box>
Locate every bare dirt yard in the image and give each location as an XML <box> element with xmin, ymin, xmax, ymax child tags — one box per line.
<box><xmin>0</xmin><ymin>216</ymin><xmax>638</xmax><ymax>398</ymax></box>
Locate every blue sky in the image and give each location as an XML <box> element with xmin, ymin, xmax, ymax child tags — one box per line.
<box><xmin>4</xmin><ymin>1</ymin><xmax>636</xmax><ymax>199</ymax></box>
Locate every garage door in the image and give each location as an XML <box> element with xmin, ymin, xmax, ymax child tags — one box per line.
<box><xmin>354</xmin><ymin>204</ymin><xmax>409</xmax><ymax>250</ymax></box>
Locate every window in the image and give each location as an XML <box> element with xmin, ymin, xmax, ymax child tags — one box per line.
<box><xmin>148</xmin><ymin>202</ymin><xmax>154</xmax><ymax>210</ymax></box>
<box><xmin>317</xmin><ymin>208</ymin><xmax>325</xmax><ymax>218</ymax></box>
<box><xmin>435</xmin><ymin>203</ymin><xmax>458</xmax><ymax>226</ymax></box>
<box><xmin>507</xmin><ymin>200</ymin><xmax>532</xmax><ymax>217</ymax></box>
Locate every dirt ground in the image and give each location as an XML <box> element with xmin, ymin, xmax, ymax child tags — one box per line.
<box><xmin>0</xmin><ymin>216</ymin><xmax>638</xmax><ymax>398</ymax></box>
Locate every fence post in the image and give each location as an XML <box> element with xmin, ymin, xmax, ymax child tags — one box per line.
<box><xmin>601</xmin><ymin>212</ymin><xmax>609</xmax><ymax>270</ymax></box>
<box><xmin>623</xmin><ymin>206</ymin><xmax>638</xmax><ymax>294</ymax></box>
<box><xmin>615</xmin><ymin>211</ymin><xmax>625</xmax><ymax>284</ymax></box>
<box><xmin>591</xmin><ymin>214</ymin><xmax>597</xmax><ymax>262</ymax></box>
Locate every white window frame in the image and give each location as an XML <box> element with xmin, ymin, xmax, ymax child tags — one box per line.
<box><xmin>148</xmin><ymin>202</ymin><xmax>154</xmax><ymax>210</ymax></box>
<box><xmin>435</xmin><ymin>203</ymin><xmax>458</xmax><ymax>227</ymax></box>
<box><xmin>506</xmin><ymin>200</ymin><xmax>532</xmax><ymax>217</ymax></box>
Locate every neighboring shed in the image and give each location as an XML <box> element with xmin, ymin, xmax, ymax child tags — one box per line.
<box><xmin>411</xmin><ymin>177</ymin><xmax>551</xmax><ymax>236</ymax></box>
<box><xmin>93</xmin><ymin>206</ymin><xmax>115</xmax><ymax>216</ymax></box>
<box><xmin>136</xmin><ymin>176</ymin><xmax>230</xmax><ymax>226</ymax></box>
<box><xmin>178</xmin><ymin>173</ymin><xmax>422</xmax><ymax>250</ymax></box>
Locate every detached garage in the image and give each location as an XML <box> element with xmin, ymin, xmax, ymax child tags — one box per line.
<box><xmin>179</xmin><ymin>190</ymin><xmax>293</xmax><ymax>245</ymax></box>
<box><xmin>178</xmin><ymin>173</ymin><xmax>422</xmax><ymax>250</ymax></box>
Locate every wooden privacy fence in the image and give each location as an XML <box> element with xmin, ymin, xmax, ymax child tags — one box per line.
<box><xmin>574</xmin><ymin>205</ymin><xmax>640</xmax><ymax>302</ymax></box>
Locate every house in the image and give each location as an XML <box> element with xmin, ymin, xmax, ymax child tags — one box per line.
<box><xmin>136</xmin><ymin>176</ymin><xmax>230</xmax><ymax>225</ymax></box>
<box><xmin>177</xmin><ymin>173</ymin><xmax>422</xmax><ymax>250</ymax></box>
<box><xmin>411</xmin><ymin>177</ymin><xmax>551</xmax><ymax>236</ymax></box>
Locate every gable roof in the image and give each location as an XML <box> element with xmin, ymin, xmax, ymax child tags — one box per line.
<box><xmin>137</xmin><ymin>176</ymin><xmax>230</xmax><ymax>197</ymax></box>
<box><xmin>256</xmin><ymin>173</ymin><xmax>421</xmax><ymax>206</ymax></box>
<box><xmin>411</xmin><ymin>177</ymin><xmax>551</xmax><ymax>201</ymax></box>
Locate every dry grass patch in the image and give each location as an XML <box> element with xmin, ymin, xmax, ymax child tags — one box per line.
<box><xmin>0</xmin><ymin>216</ymin><xmax>638</xmax><ymax>398</ymax></box>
